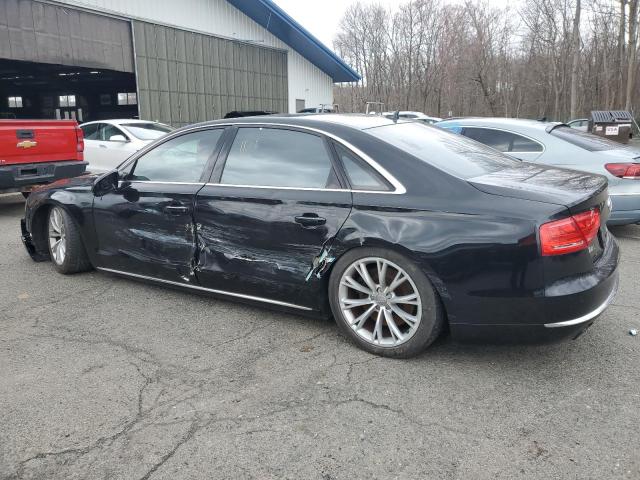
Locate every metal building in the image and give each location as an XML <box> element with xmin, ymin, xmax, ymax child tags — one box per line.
<box><xmin>0</xmin><ymin>0</ymin><xmax>360</xmax><ymax>126</ymax></box>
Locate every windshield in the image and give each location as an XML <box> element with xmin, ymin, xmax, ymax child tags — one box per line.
<box><xmin>367</xmin><ymin>122</ymin><xmax>522</xmax><ymax>179</ymax></box>
<box><xmin>121</xmin><ymin>122</ymin><xmax>173</xmax><ymax>140</ymax></box>
<box><xmin>549</xmin><ymin>126</ymin><xmax>625</xmax><ymax>152</ymax></box>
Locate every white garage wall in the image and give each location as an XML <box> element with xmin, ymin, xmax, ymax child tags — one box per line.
<box><xmin>50</xmin><ymin>0</ymin><xmax>334</xmax><ymax>113</ymax></box>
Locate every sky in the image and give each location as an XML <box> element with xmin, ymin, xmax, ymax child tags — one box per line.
<box><xmin>272</xmin><ymin>0</ymin><xmax>516</xmax><ymax>49</ymax></box>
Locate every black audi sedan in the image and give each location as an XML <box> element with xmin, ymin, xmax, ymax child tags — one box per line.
<box><xmin>21</xmin><ymin>114</ymin><xmax>619</xmax><ymax>358</ymax></box>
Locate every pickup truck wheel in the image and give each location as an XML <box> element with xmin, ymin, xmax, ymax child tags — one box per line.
<box><xmin>47</xmin><ymin>206</ymin><xmax>92</xmax><ymax>274</ymax></box>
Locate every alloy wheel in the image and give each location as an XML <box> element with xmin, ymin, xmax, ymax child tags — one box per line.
<box><xmin>338</xmin><ymin>257</ymin><xmax>422</xmax><ymax>347</ymax></box>
<box><xmin>48</xmin><ymin>207</ymin><xmax>66</xmax><ymax>265</ymax></box>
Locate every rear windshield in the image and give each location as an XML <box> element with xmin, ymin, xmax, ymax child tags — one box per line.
<box><xmin>121</xmin><ymin>123</ymin><xmax>173</xmax><ymax>140</ymax></box>
<box><xmin>367</xmin><ymin>122</ymin><xmax>521</xmax><ymax>179</ymax></box>
<box><xmin>549</xmin><ymin>126</ymin><xmax>623</xmax><ymax>152</ymax></box>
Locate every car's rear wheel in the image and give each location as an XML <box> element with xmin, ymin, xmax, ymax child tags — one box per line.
<box><xmin>47</xmin><ymin>206</ymin><xmax>92</xmax><ymax>274</ymax></box>
<box><xmin>329</xmin><ymin>248</ymin><xmax>444</xmax><ymax>358</ymax></box>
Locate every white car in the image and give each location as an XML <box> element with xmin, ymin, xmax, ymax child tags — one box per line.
<box><xmin>80</xmin><ymin>119</ymin><xmax>173</xmax><ymax>173</ymax></box>
<box><xmin>567</xmin><ymin>118</ymin><xmax>589</xmax><ymax>132</ymax></box>
<box><xmin>383</xmin><ymin>111</ymin><xmax>442</xmax><ymax>125</ymax></box>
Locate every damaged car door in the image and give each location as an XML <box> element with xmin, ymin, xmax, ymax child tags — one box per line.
<box><xmin>194</xmin><ymin>126</ymin><xmax>352</xmax><ymax>310</ymax></box>
<box><xmin>92</xmin><ymin>128</ymin><xmax>225</xmax><ymax>282</ymax></box>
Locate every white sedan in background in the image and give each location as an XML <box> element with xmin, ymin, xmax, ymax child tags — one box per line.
<box><xmin>80</xmin><ymin>119</ymin><xmax>173</xmax><ymax>173</ymax></box>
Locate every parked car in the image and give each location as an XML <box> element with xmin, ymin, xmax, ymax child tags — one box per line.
<box><xmin>21</xmin><ymin>115</ymin><xmax>618</xmax><ymax>357</ymax></box>
<box><xmin>437</xmin><ymin>118</ymin><xmax>640</xmax><ymax>225</ymax></box>
<box><xmin>80</xmin><ymin>119</ymin><xmax>173</xmax><ymax>173</ymax></box>
<box><xmin>567</xmin><ymin>118</ymin><xmax>589</xmax><ymax>132</ymax></box>
<box><xmin>0</xmin><ymin>119</ymin><xmax>86</xmax><ymax>196</ymax></box>
<box><xmin>383</xmin><ymin>111</ymin><xmax>442</xmax><ymax>125</ymax></box>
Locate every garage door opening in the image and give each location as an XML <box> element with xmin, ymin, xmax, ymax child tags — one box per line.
<box><xmin>0</xmin><ymin>59</ymin><xmax>138</xmax><ymax>122</ymax></box>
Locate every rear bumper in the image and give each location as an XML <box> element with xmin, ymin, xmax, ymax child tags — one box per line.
<box><xmin>0</xmin><ymin>160</ymin><xmax>87</xmax><ymax>191</ymax></box>
<box><xmin>450</xmin><ymin>235</ymin><xmax>619</xmax><ymax>344</ymax></box>
<box><xmin>608</xmin><ymin>193</ymin><xmax>640</xmax><ymax>225</ymax></box>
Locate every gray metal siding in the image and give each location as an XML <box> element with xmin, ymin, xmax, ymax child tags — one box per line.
<box><xmin>133</xmin><ymin>21</ymin><xmax>288</xmax><ymax>126</ymax></box>
<box><xmin>0</xmin><ymin>0</ymin><xmax>134</xmax><ymax>72</ymax></box>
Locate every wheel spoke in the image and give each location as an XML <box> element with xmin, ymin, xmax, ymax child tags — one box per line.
<box><xmin>352</xmin><ymin>304</ymin><xmax>377</xmax><ymax>329</ymax></box>
<box><xmin>377</xmin><ymin>260</ymin><xmax>388</xmax><ymax>288</ymax></box>
<box><xmin>355</xmin><ymin>262</ymin><xmax>377</xmax><ymax>291</ymax></box>
<box><xmin>341</xmin><ymin>275</ymin><xmax>372</xmax><ymax>295</ymax></box>
<box><xmin>372</xmin><ymin>308</ymin><xmax>383</xmax><ymax>342</ymax></box>
<box><xmin>384</xmin><ymin>308</ymin><xmax>404</xmax><ymax>343</ymax></box>
<box><xmin>390</xmin><ymin>293</ymin><xmax>419</xmax><ymax>305</ymax></box>
<box><xmin>388</xmin><ymin>270</ymin><xmax>407</xmax><ymax>292</ymax></box>
<box><xmin>341</xmin><ymin>297</ymin><xmax>374</xmax><ymax>309</ymax></box>
<box><xmin>389</xmin><ymin>304</ymin><xmax>417</xmax><ymax>326</ymax></box>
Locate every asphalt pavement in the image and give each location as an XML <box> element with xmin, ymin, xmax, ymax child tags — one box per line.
<box><xmin>1</xmin><ymin>192</ymin><xmax>639</xmax><ymax>480</ymax></box>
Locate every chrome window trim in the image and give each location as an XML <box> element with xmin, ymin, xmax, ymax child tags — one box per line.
<box><xmin>119</xmin><ymin>180</ymin><xmax>204</xmax><ymax>186</ymax></box>
<box><xmin>97</xmin><ymin>267</ymin><xmax>313</xmax><ymax>311</ymax></box>
<box><xmin>459</xmin><ymin>125</ymin><xmax>546</xmax><ymax>155</ymax></box>
<box><xmin>120</xmin><ymin>122</ymin><xmax>406</xmax><ymax>195</ymax></box>
<box><xmin>608</xmin><ymin>192</ymin><xmax>640</xmax><ymax>196</ymax></box>
<box><xmin>544</xmin><ymin>276</ymin><xmax>618</xmax><ymax>328</ymax></box>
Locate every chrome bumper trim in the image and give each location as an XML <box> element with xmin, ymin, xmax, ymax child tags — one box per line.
<box><xmin>97</xmin><ymin>267</ymin><xmax>313</xmax><ymax>311</ymax></box>
<box><xmin>544</xmin><ymin>277</ymin><xmax>618</xmax><ymax>328</ymax></box>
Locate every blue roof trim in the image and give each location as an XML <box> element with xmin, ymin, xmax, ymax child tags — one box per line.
<box><xmin>226</xmin><ymin>0</ymin><xmax>361</xmax><ymax>83</ymax></box>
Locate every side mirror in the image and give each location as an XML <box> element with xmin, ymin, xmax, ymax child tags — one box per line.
<box><xmin>109</xmin><ymin>134</ymin><xmax>128</xmax><ymax>142</ymax></box>
<box><xmin>92</xmin><ymin>170</ymin><xmax>119</xmax><ymax>196</ymax></box>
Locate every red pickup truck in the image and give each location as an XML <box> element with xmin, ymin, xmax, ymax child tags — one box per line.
<box><xmin>0</xmin><ymin>120</ymin><xmax>87</xmax><ymax>195</ymax></box>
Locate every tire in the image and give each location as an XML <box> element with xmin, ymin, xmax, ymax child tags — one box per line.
<box><xmin>47</xmin><ymin>206</ymin><xmax>92</xmax><ymax>274</ymax></box>
<box><xmin>328</xmin><ymin>247</ymin><xmax>444</xmax><ymax>358</ymax></box>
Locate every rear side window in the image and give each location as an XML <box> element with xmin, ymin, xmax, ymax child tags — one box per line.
<box><xmin>550</xmin><ymin>126</ymin><xmax>623</xmax><ymax>152</ymax></box>
<box><xmin>128</xmin><ymin>129</ymin><xmax>223</xmax><ymax>182</ymax></box>
<box><xmin>463</xmin><ymin>127</ymin><xmax>543</xmax><ymax>153</ymax></box>
<box><xmin>220</xmin><ymin>127</ymin><xmax>339</xmax><ymax>189</ymax></box>
<box><xmin>81</xmin><ymin>123</ymin><xmax>100</xmax><ymax>140</ymax></box>
<box><xmin>335</xmin><ymin>144</ymin><xmax>390</xmax><ymax>191</ymax></box>
<box><xmin>368</xmin><ymin>122</ymin><xmax>522</xmax><ymax>180</ymax></box>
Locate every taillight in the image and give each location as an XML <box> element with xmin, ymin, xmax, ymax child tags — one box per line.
<box><xmin>605</xmin><ymin>163</ymin><xmax>640</xmax><ymax>178</ymax></box>
<box><xmin>75</xmin><ymin>126</ymin><xmax>84</xmax><ymax>152</ymax></box>
<box><xmin>539</xmin><ymin>208</ymin><xmax>600</xmax><ymax>256</ymax></box>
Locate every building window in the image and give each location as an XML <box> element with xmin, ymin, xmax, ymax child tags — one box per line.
<box><xmin>118</xmin><ymin>92</ymin><xmax>137</xmax><ymax>105</ymax></box>
<box><xmin>8</xmin><ymin>96</ymin><xmax>23</xmax><ymax>108</ymax></box>
<box><xmin>59</xmin><ymin>95</ymin><xmax>76</xmax><ymax>107</ymax></box>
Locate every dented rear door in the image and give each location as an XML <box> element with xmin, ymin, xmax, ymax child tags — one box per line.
<box><xmin>193</xmin><ymin>126</ymin><xmax>352</xmax><ymax>310</ymax></box>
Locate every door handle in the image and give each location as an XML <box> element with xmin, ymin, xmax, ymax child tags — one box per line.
<box><xmin>99</xmin><ymin>144</ymin><xmax>108</xmax><ymax>148</ymax></box>
<box><xmin>164</xmin><ymin>205</ymin><xmax>190</xmax><ymax>215</ymax></box>
<box><xmin>295</xmin><ymin>214</ymin><xmax>326</xmax><ymax>227</ymax></box>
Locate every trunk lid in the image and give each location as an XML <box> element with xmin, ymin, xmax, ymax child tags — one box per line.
<box><xmin>468</xmin><ymin>162</ymin><xmax>608</xmax><ymax>212</ymax></box>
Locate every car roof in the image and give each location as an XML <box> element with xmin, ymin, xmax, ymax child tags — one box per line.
<box><xmin>186</xmin><ymin>113</ymin><xmax>408</xmax><ymax>131</ymax></box>
<box><xmin>437</xmin><ymin>117</ymin><xmax>562</xmax><ymax>131</ymax></box>
<box><xmin>80</xmin><ymin>119</ymin><xmax>164</xmax><ymax>126</ymax></box>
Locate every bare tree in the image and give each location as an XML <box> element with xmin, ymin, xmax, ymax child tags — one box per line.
<box><xmin>570</xmin><ymin>0</ymin><xmax>582</xmax><ymax>118</ymax></box>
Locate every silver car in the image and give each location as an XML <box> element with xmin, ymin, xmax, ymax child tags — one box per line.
<box><xmin>437</xmin><ymin>118</ymin><xmax>640</xmax><ymax>225</ymax></box>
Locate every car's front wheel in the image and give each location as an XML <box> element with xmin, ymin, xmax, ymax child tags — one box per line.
<box><xmin>329</xmin><ymin>248</ymin><xmax>444</xmax><ymax>358</ymax></box>
<box><xmin>47</xmin><ymin>206</ymin><xmax>92</xmax><ymax>274</ymax></box>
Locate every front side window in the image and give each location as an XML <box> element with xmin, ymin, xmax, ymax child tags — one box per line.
<box><xmin>335</xmin><ymin>144</ymin><xmax>390</xmax><ymax>191</ymax></box>
<box><xmin>127</xmin><ymin>129</ymin><xmax>223</xmax><ymax>183</ymax></box>
<box><xmin>220</xmin><ymin>127</ymin><xmax>339</xmax><ymax>189</ymax></box>
<box><xmin>463</xmin><ymin>127</ymin><xmax>543</xmax><ymax>153</ymax></box>
<box><xmin>100</xmin><ymin>124</ymin><xmax>127</xmax><ymax>141</ymax></box>
<box><xmin>121</xmin><ymin>122</ymin><xmax>173</xmax><ymax>141</ymax></box>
